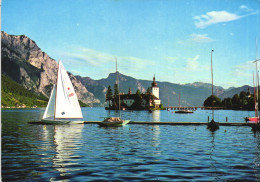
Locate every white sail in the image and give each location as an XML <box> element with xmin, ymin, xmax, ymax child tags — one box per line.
<box><xmin>43</xmin><ymin>84</ymin><xmax>56</xmax><ymax>119</ymax></box>
<box><xmin>55</xmin><ymin>61</ymin><xmax>83</xmax><ymax>119</ymax></box>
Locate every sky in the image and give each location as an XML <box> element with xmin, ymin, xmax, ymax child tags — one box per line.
<box><xmin>2</xmin><ymin>0</ymin><xmax>260</xmax><ymax>88</ymax></box>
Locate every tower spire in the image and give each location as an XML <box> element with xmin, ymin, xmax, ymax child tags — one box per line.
<box><xmin>152</xmin><ymin>74</ymin><xmax>157</xmax><ymax>87</ymax></box>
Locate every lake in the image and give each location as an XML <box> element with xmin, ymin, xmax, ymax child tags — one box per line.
<box><xmin>2</xmin><ymin>107</ymin><xmax>260</xmax><ymax>181</ymax></box>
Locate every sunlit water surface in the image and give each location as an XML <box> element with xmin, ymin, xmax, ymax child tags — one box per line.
<box><xmin>2</xmin><ymin>108</ymin><xmax>260</xmax><ymax>181</ymax></box>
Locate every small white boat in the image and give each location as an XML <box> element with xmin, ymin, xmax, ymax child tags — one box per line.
<box><xmin>41</xmin><ymin>60</ymin><xmax>84</xmax><ymax>124</ymax></box>
<box><xmin>98</xmin><ymin>117</ymin><xmax>130</xmax><ymax>127</ymax></box>
<box><xmin>100</xmin><ymin>57</ymin><xmax>129</xmax><ymax>127</ymax></box>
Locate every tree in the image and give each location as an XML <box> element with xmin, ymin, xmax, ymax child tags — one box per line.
<box><xmin>231</xmin><ymin>94</ymin><xmax>240</xmax><ymax>109</ymax></box>
<box><xmin>113</xmin><ymin>83</ymin><xmax>119</xmax><ymax>109</ymax></box>
<box><xmin>239</xmin><ymin>91</ymin><xmax>247</xmax><ymax>99</ymax></box>
<box><xmin>203</xmin><ymin>95</ymin><xmax>222</xmax><ymax>107</ymax></box>
<box><xmin>114</xmin><ymin>83</ymin><xmax>119</xmax><ymax>97</ymax></box>
<box><xmin>131</xmin><ymin>89</ymin><xmax>143</xmax><ymax>110</ymax></box>
<box><xmin>106</xmin><ymin>85</ymin><xmax>113</xmax><ymax>108</ymax></box>
<box><xmin>222</xmin><ymin>98</ymin><xmax>232</xmax><ymax>109</ymax></box>
<box><xmin>106</xmin><ymin>85</ymin><xmax>113</xmax><ymax>100</ymax></box>
<box><xmin>146</xmin><ymin>87</ymin><xmax>151</xmax><ymax>94</ymax></box>
<box><xmin>145</xmin><ymin>87</ymin><xmax>154</xmax><ymax>108</ymax></box>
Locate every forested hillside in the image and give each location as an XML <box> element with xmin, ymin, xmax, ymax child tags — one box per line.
<box><xmin>1</xmin><ymin>74</ymin><xmax>48</xmax><ymax>108</ymax></box>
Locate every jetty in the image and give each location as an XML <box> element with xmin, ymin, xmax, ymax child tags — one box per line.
<box><xmin>165</xmin><ymin>106</ymin><xmax>225</xmax><ymax>110</ymax></box>
<box><xmin>28</xmin><ymin>120</ymin><xmax>256</xmax><ymax>127</ymax></box>
<box><xmin>84</xmin><ymin>121</ymin><xmax>255</xmax><ymax>126</ymax></box>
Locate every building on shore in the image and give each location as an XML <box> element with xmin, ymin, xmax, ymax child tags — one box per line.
<box><xmin>106</xmin><ymin>75</ymin><xmax>161</xmax><ymax>110</ymax></box>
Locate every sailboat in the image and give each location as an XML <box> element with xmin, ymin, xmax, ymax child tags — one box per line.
<box><xmin>175</xmin><ymin>93</ymin><xmax>193</xmax><ymax>114</ymax></box>
<box><xmin>98</xmin><ymin>57</ymin><xmax>130</xmax><ymax>127</ymax></box>
<box><xmin>207</xmin><ymin>49</ymin><xmax>219</xmax><ymax>131</ymax></box>
<box><xmin>246</xmin><ymin>72</ymin><xmax>260</xmax><ymax>122</ymax></box>
<box><xmin>246</xmin><ymin>38</ymin><xmax>260</xmax><ymax>124</ymax></box>
<box><xmin>41</xmin><ymin>60</ymin><xmax>84</xmax><ymax>124</ymax></box>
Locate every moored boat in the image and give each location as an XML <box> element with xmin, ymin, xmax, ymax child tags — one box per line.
<box><xmin>175</xmin><ymin>110</ymin><xmax>193</xmax><ymax>114</ymax></box>
<box><xmin>100</xmin><ymin>57</ymin><xmax>129</xmax><ymax>127</ymax></box>
<box><xmin>98</xmin><ymin>117</ymin><xmax>130</xmax><ymax>127</ymax></box>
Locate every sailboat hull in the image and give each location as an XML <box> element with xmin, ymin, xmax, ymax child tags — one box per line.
<box><xmin>247</xmin><ymin>117</ymin><xmax>260</xmax><ymax>123</ymax></box>
<box><xmin>98</xmin><ymin>118</ymin><xmax>130</xmax><ymax>127</ymax></box>
<box><xmin>175</xmin><ymin>110</ymin><xmax>194</xmax><ymax>114</ymax></box>
<box><xmin>41</xmin><ymin>119</ymin><xmax>84</xmax><ymax>125</ymax></box>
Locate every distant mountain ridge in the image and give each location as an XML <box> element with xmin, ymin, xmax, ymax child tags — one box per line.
<box><xmin>1</xmin><ymin>31</ymin><xmax>253</xmax><ymax>107</ymax></box>
<box><xmin>1</xmin><ymin>31</ymin><xmax>100</xmax><ymax>106</ymax></box>
<box><xmin>77</xmin><ymin>72</ymin><xmax>238</xmax><ymax>106</ymax></box>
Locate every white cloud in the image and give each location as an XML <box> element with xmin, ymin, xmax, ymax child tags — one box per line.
<box><xmin>240</xmin><ymin>5</ymin><xmax>252</xmax><ymax>12</ymax></box>
<box><xmin>56</xmin><ymin>45</ymin><xmax>156</xmax><ymax>78</ymax></box>
<box><xmin>164</xmin><ymin>56</ymin><xmax>178</xmax><ymax>62</ymax></box>
<box><xmin>62</xmin><ymin>47</ymin><xmax>114</xmax><ymax>67</ymax></box>
<box><xmin>232</xmin><ymin>61</ymin><xmax>260</xmax><ymax>83</ymax></box>
<box><xmin>186</xmin><ymin>55</ymin><xmax>200</xmax><ymax>70</ymax></box>
<box><xmin>190</xmin><ymin>34</ymin><xmax>214</xmax><ymax>43</ymax></box>
<box><xmin>235</xmin><ymin>60</ymin><xmax>260</xmax><ymax>70</ymax></box>
<box><xmin>193</xmin><ymin>11</ymin><xmax>241</xmax><ymax>29</ymax></box>
<box><xmin>240</xmin><ymin>5</ymin><xmax>247</xmax><ymax>9</ymax></box>
<box><xmin>177</xmin><ymin>33</ymin><xmax>214</xmax><ymax>44</ymax></box>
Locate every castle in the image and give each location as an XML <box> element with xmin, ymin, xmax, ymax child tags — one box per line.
<box><xmin>106</xmin><ymin>75</ymin><xmax>161</xmax><ymax>110</ymax></box>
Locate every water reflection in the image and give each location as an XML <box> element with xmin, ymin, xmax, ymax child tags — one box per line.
<box><xmin>253</xmin><ymin>132</ymin><xmax>260</xmax><ymax>179</ymax></box>
<box><xmin>152</xmin><ymin>110</ymin><xmax>160</xmax><ymax>122</ymax></box>
<box><xmin>151</xmin><ymin>111</ymin><xmax>161</xmax><ymax>148</ymax></box>
<box><xmin>209</xmin><ymin>131</ymin><xmax>220</xmax><ymax>181</ymax></box>
<box><xmin>52</xmin><ymin>125</ymin><xmax>84</xmax><ymax>178</ymax></box>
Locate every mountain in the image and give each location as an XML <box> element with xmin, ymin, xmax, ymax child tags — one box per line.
<box><xmin>2</xmin><ymin>31</ymin><xmax>252</xmax><ymax>107</ymax></box>
<box><xmin>1</xmin><ymin>74</ymin><xmax>48</xmax><ymax>108</ymax></box>
<box><xmin>184</xmin><ymin>82</ymin><xmax>225</xmax><ymax>96</ymax></box>
<box><xmin>77</xmin><ymin>72</ymin><xmax>220</xmax><ymax>106</ymax></box>
<box><xmin>218</xmin><ymin>85</ymin><xmax>254</xmax><ymax>99</ymax></box>
<box><xmin>1</xmin><ymin>31</ymin><xmax>100</xmax><ymax>106</ymax></box>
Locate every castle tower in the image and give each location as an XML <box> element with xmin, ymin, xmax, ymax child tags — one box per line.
<box><xmin>151</xmin><ymin>75</ymin><xmax>159</xmax><ymax>99</ymax></box>
<box><xmin>128</xmin><ymin>88</ymin><xmax>132</xmax><ymax>95</ymax></box>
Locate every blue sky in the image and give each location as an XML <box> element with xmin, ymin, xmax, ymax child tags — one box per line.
<box><xmin>2</xmin><ymin>0</ymin><xmax>260</xmax><ymax>88</ymax></box>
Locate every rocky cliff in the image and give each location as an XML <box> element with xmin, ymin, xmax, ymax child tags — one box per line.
<box><xmin>1</xmin><ymin>31</ymin><xmax>100</xmax><ymax>106</ymax></box>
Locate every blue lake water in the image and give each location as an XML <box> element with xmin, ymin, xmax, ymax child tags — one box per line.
<box><xmin>2</xmin><ymin>107</ymin><xmax>260</xmax><ymax>181</ymax></box>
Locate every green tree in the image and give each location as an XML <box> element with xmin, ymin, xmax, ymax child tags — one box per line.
<box><xmin>106</xmin><ymin>85</ymin><xmax>113</xmax><ymax>108</ymax></box>
<box><xmin>146</xmin><ymin>87</ymin><xmax>151</xmax><ymax>94</ymax></box>
<box><xmin>131</xmin><ymin>89</ymin><xmax>143</xmax><ymax>110</ymax></box>
<box><xmin>239</xmin><ymin>91</ymin><xmax>247</xmax><ymax>99</ymax></box>
<box><xmin>203</xmin><ymin>95</ymin><xmax>222</xmax><ymax>107</ymax></box>
<box><xmin>114</xmin><ymin>83</ymin><xmax>119</xmax><ymax>97</ymax></box>
<box><xmin>106</xmin><ymin>85</ymin><xmax>113</xmax><ymax>100</ymax></box>
<box><xmin>222</xmin><ymin>98</ymin><xmax>232</xmax><ymax>109</ymax></box>
<box><xmin>231</xmin><ymin>94</ymin><xmax>240</xmax><ymax>109</ymax></box>
<box><xmin>145</xmin><ymin>87</ymin><xmax>154</xmax><ymax>109</ymax></box>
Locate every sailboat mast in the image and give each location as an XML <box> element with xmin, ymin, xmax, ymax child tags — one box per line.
<box><xmin>115</xmin><ymin>56</ymin><xmax>121</xmax><ymax>115</ymax></box>
<box><xmin>211</xmin><ymin>50</ymin><xmax>214</xmax><ymax>96</ymax></box>
<box><xmin>54</xmin><ymin>60</ymin><xmax>60</xmax><ymax>120</ymax></box>
<box><xmin>253</xmin><ymin>72</ymin><xmax>256</xmax><ymax>117</ymax></box>
<box><xmin>179</xmin><ymin>93</ymin><xmax>180</xmax><ymax>108</ymax></box>
<box><xmin>211</xmin><ymin>50</ymin><xmax>214</xmax><ymax>120</ymax></box>
<box><xmin>255</xmin><ymin>38</ymin><xmax>259</xmax><ymax>121</ymax></box>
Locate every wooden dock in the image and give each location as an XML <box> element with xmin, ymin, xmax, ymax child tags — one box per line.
<box><xmin>28</xmin><ymin>120</ymin><xmax>256</xmax><ymax>126</ymax></box>
<box><xmin>84</xmin><ymin>121</ymin><xmax>255</xmax><ymax>126</ymax></box>
<box><xmin>165</xmin><ymin>106</ymin><xmax>225</xmax><ymax>110</ymax></box>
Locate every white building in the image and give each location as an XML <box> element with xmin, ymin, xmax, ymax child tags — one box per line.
<box><xmin>151</xmin><ymin>75</ymin><xmax>161</xmax><ymax>106</ymax></box>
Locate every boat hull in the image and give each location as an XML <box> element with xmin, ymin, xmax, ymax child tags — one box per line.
<box><xmin>175</xmin><ymin>110</ymin><xmax>194</xmax><ymax>114</ymax></box>
<box><xmin>40</xmin><ymin>119</ymin><xmax>84</xmax><ymax>125</ymax></box>
<box><xmin>246</xmin><ymin>117</ymin><xmax>260</xmax><ymax>123</ymax></box>
<box><xmin>98</xmin><ymin>120</ymin><xmax>130</xmax><ymax>127</ymax></box>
